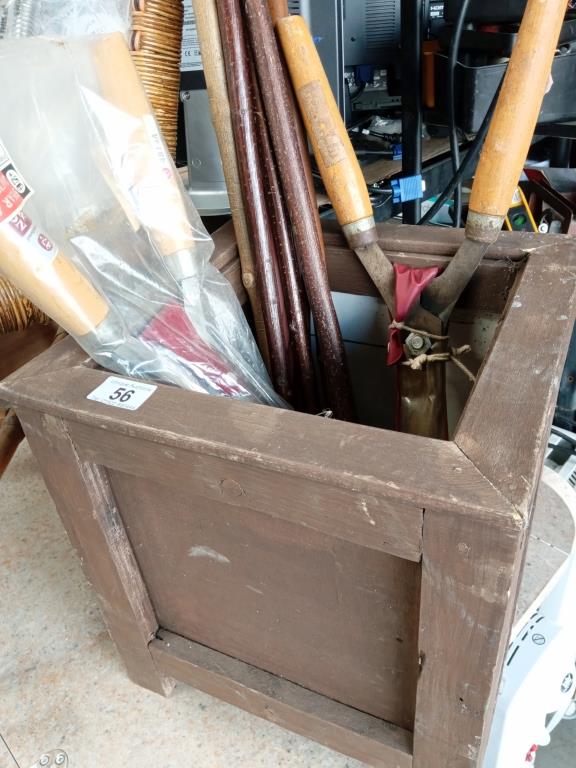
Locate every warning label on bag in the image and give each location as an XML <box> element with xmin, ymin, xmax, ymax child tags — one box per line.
<box><xmin>181</xmin><ymin>0</ymin><xmax>202</xmax><ymax>73</ymax></box>
<box><xmin>6</xmin><ymin>211</ymin><xmax>56</xmax><ymax>268</ymax></box>
<box><xmin>0</xmin><ymin>140</ymin><xmax>33</xmax><ymax>224</ymax></box>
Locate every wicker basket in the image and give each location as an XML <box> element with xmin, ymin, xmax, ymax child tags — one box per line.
<box><xmin>129</xmin><ymin>0</ymin><xmax>184</xmax><ymax>157</ymax></box>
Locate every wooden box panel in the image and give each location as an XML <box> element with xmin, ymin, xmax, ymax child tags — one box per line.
<box><xmin>110</xmin><ymin>467</ymin><xmax>421</xmax><ymax>729</ymax></box>
<box><xmin>3</xmin><ymin>223</ymin><xmax>576</xmax><ymax>768</ymax></box>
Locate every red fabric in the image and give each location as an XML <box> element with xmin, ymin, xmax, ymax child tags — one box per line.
<box><xmin>141</xmin><ymin>304</ymin><xmax>248</xmax><ymax>397</ymax></box>
<box><xmin>387</xmin><ymin>264</ymin><xmax>440</xmax><ymax>365</ymax></box>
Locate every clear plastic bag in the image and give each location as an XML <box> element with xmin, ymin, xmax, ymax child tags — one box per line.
<box><xmin>0</xmin><ymin>0</ymin><xmax>130</xmax><ymax>39</ymax></box>
<box><xmin>0</xmin><ymin>33</ymin><xmax>284</xmax><ymax>407</ymax></box>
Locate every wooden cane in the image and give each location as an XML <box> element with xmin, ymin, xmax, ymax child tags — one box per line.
<box><xmin>267</xmin><ymin>0</ymin><xmax>289</xmax><ymax>24</ymax></box>
<box><xmin>266</xmin><ymin>0</ymin><xmax>326</xmax><ymax>263</ymax></box>
<box><xmin>244</xmin><ymin>0</ymin><xmax>355</xmax><ymax>421</ymax></box>
<box><xmin>253</xmin><ymin>88</ymin><xmax>318</xmax><ymax>413</ymax></box>
<box><xmin>191</xmin><ymin>0</ymin><xmax>270</xmax><ymax>369</ymax></box>
<box><xmin>217</xmin><ymin>0</ymin><xmax>293</xmax><ymax>403</ymax></box>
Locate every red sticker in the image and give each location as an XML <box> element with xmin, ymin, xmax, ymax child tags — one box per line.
<box><xmin>0</xmin><ymin>163</ymin><xmax>31</xmax><ymax>224</ymax></box>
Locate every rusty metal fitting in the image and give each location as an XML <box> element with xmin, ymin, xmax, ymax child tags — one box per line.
<box><xmin>405</xmin><ymin>332</ymin><xmax>432</xmax><ymax>358</ymax></box>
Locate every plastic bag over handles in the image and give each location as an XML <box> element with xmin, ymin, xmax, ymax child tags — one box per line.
<box><xmin>0</xmin><ymin>33</ymin><xmax>284</xmax><ymax>407</ymax></box>
<box><xmin>0</xmin><ymin>0</ymin><xmax>131</xmax><ymax>39</ymax></box>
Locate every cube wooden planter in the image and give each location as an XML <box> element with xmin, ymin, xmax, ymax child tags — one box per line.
<box><xmin>2</xmin><ymin>223</ymin><xmax>576</xmax><ymax>768</ymax></box>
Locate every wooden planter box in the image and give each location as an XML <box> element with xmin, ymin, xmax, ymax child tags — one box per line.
<box><xmin>2</xmin><ymin>224</ymin><xmax>575</xmax><ymax>768</ymax></box>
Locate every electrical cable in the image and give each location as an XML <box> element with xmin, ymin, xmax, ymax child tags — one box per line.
<box><xmin>419</xmin><ymin>78</ymin><xmax>503</xmax><ymax>226</ymax></box>
<box><xmin>448</xmin><ymin>0</ymin><xmax>471</xmax><ymax>228</ymax></box>
<box><xmin>0</xmin><ymin>733</ymin><xmax>20</xmax><ymax>767</ymax></box>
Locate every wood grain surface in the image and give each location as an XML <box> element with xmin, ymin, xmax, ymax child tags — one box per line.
<box><xmin>244</xmin><ymin>0</ymin><xmax>355</xmax><ymax>420</ymax></box>
<box><xmin>469</xmin><ymin>0</ymin><xmax>566</xmax><ymax>218</ymax></box>
<box><xmin>191</xmin><ymin>0</ymin><xmax>270</xmax><ymax>363</ymax></box>
<box><xmin>217</xmin><ymin>0</ymin><xmax>292</xmax><ymax>400</ymax></box>
<box><xmin>3</xmin><ymin>354</ymin><xmax>510</xmax><ymax>523</ymax></box>
<box><xmin>151</xmin><ymin>630</ymin><xmax>413</xmax><ymax>768</ymax></box>
<box><xmin>112</xmin><ymin>467</ymin><xmax>420</xmax><ymax>728</ymax></box>
<box><xmin>3</xmin><ymin>225</ymin><xmax>575</xmax><ymax>768</ymax></box>
<box><xmin>456</xmin><ymin>241</ymin><xmax>576</xmax><ymax>516</ymax></box>
<box><xmin>277</xmin><ymin>15</ymin><xmax>373</xmax><ymax>227</ymax></box>
<box><xmin>69</xmin><ymin>420</ymin><xmax>424</xmax><ymax>561</ymax></box>
<box><xmin>16</xmin><ymin>408</ymin><xmax>172</xmax><ymax>696</ymax></box>
<box><xmin>414</xmin><ymin>508</ymin><xmax>523</xmax><ymax>768</ymax></box>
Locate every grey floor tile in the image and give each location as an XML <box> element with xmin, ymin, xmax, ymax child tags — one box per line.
<box><xmin>535</xmin><ymin>718</ymin><xmax>576</xmax><ymax>767</ymax></box>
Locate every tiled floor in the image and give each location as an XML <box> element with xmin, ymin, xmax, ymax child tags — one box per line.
<box><xmin>0</xmin><ymin>444</ymin><xmax>574</xmax><ymax>768</ymax></box>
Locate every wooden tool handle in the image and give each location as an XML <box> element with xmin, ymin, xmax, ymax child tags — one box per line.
<box><xmin>91</xmin><ymin>33</ymin><xmax>197</xmax><ymax>261</ymax></box>
<box><xmin>469</xmin><ymin>0</ymin><xmax>566</xmax><ymax>220</ymax></box>
<box><xmin>0</xmin><ymin>228</ymin><xmax>109</xmax><ymax>337</ymax></box>
<box><xmin>267</xmin><ymin>0</ymin><xmax>289</xmax><ymax>24</ymax></box>
<box><xmin>277</xmin><ymin>15</ymin><xmax>372</xmax><ymax>228</ymax></box>
<box><xmin>191</xmin><ymin>0</ymin><xmax>270</xmax><ymax>366</ymax></box>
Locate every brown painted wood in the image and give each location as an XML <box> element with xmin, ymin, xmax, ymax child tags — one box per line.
<box><xmin>456</xmin><ymin>241</ymin><xmax>576</xmax><ymax>515</ymax></box>
<box><xmin>0</xmin><ymin>323</ymin><xmax>57</xmax><ymax>381</ymax></box>
<box><xmin>16</xmin><ymin>408</ymin><xmax>172</xmax><ymax>696</ymax></box>
<box><xmin>322</xmin><ymin>226</ymin><xmax>521</xmax><ymax>316</ymax></box>
<box><xmin>0</xmin><ymin>409</ymin><xmax>24</xmax><ymax>479</ymax></box>
<box><xmin>111</xmin><ymin>469</ymin><xmax>420</xmax><ymax>728</ymax></box>
<box><xmin>254</xmin><ymin>79</ymin><xmax>316</xmax><ymax>410</ymax></box>
<box><xmin>2</xmin><ymin>226</ymin><xmax>575</xmax><ymax>768</ymax></box>
<box><xmin>151</xmin><ymin>630</ymin><xmax>413</xmax><ymax>768</ymax></box>
<box><xmin>2</xmin><ymin>359</ymin><xmax>509</xmax><ymax>523</ymax></box>
<box><xmin>69</xmin><ymin>420</ymin><xmax>424</xmax><ymax>561</ymax></box>
<box><xmin>354</xmin><ymin>221</ymin><xmax>568</xmax><ymax>260</ymax></box>
<box><xmin>191</xmin><ymin>0</ymin><xmax>268</xmax><ymax>361</ymax></box>
<box><xmin>413</xmin><ymin>508</ymin><xmax>523</xmax><ymax>768</ymax></box>
<box><xmin>209</xmin><ymin>218</ymin><xmax>529</xmax><ymax>317</ymax></box>
<box><xmin>209</xmin><ymin>219</ymin><xmax>246</xmax><ymax>304</ymax></box>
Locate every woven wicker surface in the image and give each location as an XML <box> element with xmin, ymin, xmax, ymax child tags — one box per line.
<box><xmin>129</xmin><ymin>0</ymin><xmax>184</xmax><ymax>157</ymax></box>
<box><xmin>0</xmin><ymin>277</ymin><xmax>50</xmax><ymax>334</ymax></box>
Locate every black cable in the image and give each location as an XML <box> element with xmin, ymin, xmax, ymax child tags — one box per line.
<box><xmin>419</xmin><ymin>79</ymin><xmax>503</xmax><ymax>226</ymax></box>
<box><xmin>448</xmin><ymin>0</ymin><xmax>471</xmax><ymax>228</ymax></box>
<box><xmin>0</xmin><ymin>734</ymin><xmax>20</xmax><ymax>768</ymax></box>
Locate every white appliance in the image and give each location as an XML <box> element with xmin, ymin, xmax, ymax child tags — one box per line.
<box><xmin>483</xmin><ymin>465</ymin><xmax>576</xmax><ymax>766</ymax></box>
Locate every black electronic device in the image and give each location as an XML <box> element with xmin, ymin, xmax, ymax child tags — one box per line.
<box><xmin>444</xmin><ymin>0</ymin><xmax>528</xmax><ymax>23</ymax></box>
<box><xmin>287</xmin><ymin>0</ymin><xmax>445</xmax><ymax>117</ymax></box>
<box><xmin>434</xmin><ymin>41</ymin><xmax>576</xmax><ymax>133</ymax></box>
<box><xmin>439</xmin><ymin>15</ymin><xmax>576</xmax><ymax>57</ymax></box>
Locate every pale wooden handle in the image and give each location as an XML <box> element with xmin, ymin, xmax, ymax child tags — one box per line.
<box><xmin>91</xmin><ymin>33</ymin><xmax>196</xmax><ymax>258</ymax></box>
<box><xmin>268</xmin><ymin>0</ymin><xmax>289</xmax><ymax>24</ymax></box>
<box><xmin>469</xmin><ymin>0</ymin><xmax>566</xmax><ymax>218</ymax></box>
<box><xmin>277</xmin><ymin>15</ymin><xmax>372</xmax><ymax>227</ymax></box>
<box><xmin>0</xmin><ymin>230</ymin><xmax>109</xmax><ymax>337</ymax></box>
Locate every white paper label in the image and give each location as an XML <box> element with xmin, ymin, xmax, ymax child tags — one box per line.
<box><xmin>181</xmin><ymin>0</ymin><xmax>203</xmax><ymax>72</ymax></box>
<box><xmin>87</xmin><ymin>376</ymin><xmax>157</xmax><ymax>411</ymax></box>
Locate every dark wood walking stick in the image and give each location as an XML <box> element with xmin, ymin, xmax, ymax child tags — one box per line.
<box><xmin>243</xmin><ymin>0</ymin><xmax>355</xmax><ymax>421</ymax></box>
<box><xmin>191</xmin><ymin>0</ymin><xmax>271</xmax><ymax>369</ymax></box>
<box><xmin>253</xmin><ymin>89</ymin><xmax>319</xmax><ymax>413</ymax></box>
<box><xmin>278</xmin><ymin>2</ymin><xmax>565</xmax><ymax>436</ymax></box>
<box><xmin>217</xmin><ymin>0</ymin><xmax>293</xmax><ymax>403</ymax></box>
<box><xmin>267</xmin><ymin>0</ymin><xmax>288</xmax><ymax>23</ymax></box>
<box><xmin>266</xmin><ymin>0</ymin><xmax>325</xmax><ymax>259</ymax></box>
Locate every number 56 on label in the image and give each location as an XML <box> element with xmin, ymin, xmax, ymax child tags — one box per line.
<box><xmin>87</xmin><ymin>376</ymin><xmax>157</xmax><ymax>411</ymax></box>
